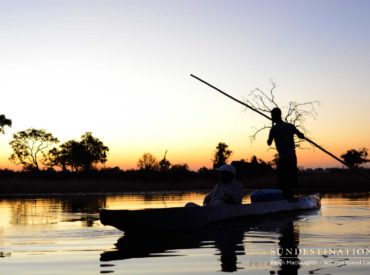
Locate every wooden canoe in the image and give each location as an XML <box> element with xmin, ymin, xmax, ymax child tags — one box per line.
<box><xmin>100</xmin><ymin>213</ymin><xmax>304</xmax><ymax>262</ymax></box>
<box><xmin>100</xmin><ymin>194</ymin><xmax>321</xmax><ymax>233</ymax></box>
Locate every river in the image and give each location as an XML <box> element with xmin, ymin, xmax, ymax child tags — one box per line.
<box><xmin>1</xmin><ymin>192</ymin><xmax>369</xmax><ymax>274</ymax></box>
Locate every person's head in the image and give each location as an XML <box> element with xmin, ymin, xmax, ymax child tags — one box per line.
<box><xmin>214</xmin><ymin>164</ymin><xmax>236</xmax><ymax>184</ymax></box>
<box><xmin>271</xmin><ymin>107</ymin><xmax>282</xmax><ymax>123</ymax></box>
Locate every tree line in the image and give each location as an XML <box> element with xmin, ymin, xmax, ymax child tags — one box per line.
<box><xmin>0</xmin><ymin>114</ymin><xmax>369</xmax><ymax>173</ymax></box>
<box><xmin>5</xmin><ymin>130</ymin><xmax>277</xmax><ymax>176</ymax></box>
<box><xmin>9</xmin><ymin>129</ymin><xmax>109</xmax><ymax>172</ymax></box>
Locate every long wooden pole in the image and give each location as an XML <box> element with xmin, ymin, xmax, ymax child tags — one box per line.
<box><xmin>191</xmin><ymin>74</ymin><xmax>370</xmax><ymax>180</ymax></box>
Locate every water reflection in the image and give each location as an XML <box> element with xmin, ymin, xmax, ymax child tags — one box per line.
<box><xmin>61</xmin><ymin>196</ymin><xmax>107</xmax><ymax>214</ymax></box>
<box><xmin>214</xmin><ymin>225</ymin><xmax>245</xmax><ymax>272</ymax></box>
<box><xmin>7</xmin><ymin>198</ymin><xmax>61</xmax><ymax>225</ymax></box>
<box><xmin>101</xmin><ymin>212</ymin><xmax>314</xmax><ymax>273</ymax></box>
<box><xmin>1</xmin><ymin>196</ymin><xmax>107</xmax><ymax>227</ymax></box>
<box><xmin>61</xmin><ymin>196</ymin><xmax>107</xmax><ymax>227</ymax></box>
<box><xmin>1</xmin><ymin>193</ymin><xmax>369</xmax><ymax>275</ymax></box>
<box><xmin>277</xmin><ymin>220</ymin><xmax>300</xmax><ymax>275</ymax></box>
<box><xmin>0</xmin><ymin>251</ymin><xmax>11</xmax><ymax>257</ymax></box>
<box><xmin>101</xmin><ymin>224</ymin><xmax>246</xmax><ymax>272</ymax></box>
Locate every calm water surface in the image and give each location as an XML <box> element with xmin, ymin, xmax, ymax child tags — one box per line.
<box><xmin>0</xmin><ymin>192</ymin><xmax>369</xmax><ymax>274</ymax></box>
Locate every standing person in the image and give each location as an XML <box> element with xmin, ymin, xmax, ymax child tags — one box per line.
<box><xmin>267</xmin><ymin>108</ymin><xmax>305</xmax><ymax>200</ymax></box>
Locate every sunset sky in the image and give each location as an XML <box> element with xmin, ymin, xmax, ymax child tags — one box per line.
<box><xmin>0</xmin><ymin>0</ymin><xmax>369</xmax><ymax>170</ymax></box>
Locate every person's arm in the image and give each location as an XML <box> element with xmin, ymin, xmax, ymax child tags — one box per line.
<box><xmin>222</xmin><ymin>183</ymin><xmax>244</xmax><ymax>205</ymax></box>
<box><xmin>267</xmin><ymin>128</ymin><xmax>274</xmax><ymax>146</ymax></box>
<box><xmin>294</xmin><ymin>127</ymin><xmax>305</xmax><ymax>139</ymax></box>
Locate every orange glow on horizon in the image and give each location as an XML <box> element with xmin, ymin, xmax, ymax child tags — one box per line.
<box><xmin>0</xmin><ymin>137</ymin><xmax>368</xmax><ymax>171</ymax></box>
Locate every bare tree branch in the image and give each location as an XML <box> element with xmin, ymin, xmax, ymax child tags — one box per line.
<box><xmin>243</xmin><ymin>81</ymin><xmax>320</xmax><ymax>148</ymax></box>
<box><xmin>249</xmin><ymin>125</ymin><xmax>271</xmax><ymax>142</ymax></box>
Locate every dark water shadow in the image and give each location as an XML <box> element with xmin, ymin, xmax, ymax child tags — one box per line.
<box><xmin>276</xmin><ymin>217</ymin><xmax>300</xmax><ymax>275</ymax></box>
<box><xmin>101</xmin><ymin>224</ymin><xmax>245</xmax><ymax>272</ymax></box>
<box><xmin>100</xmin><ymin>210</ymin><xmax>319</xmax><ymax>273</ymax></box>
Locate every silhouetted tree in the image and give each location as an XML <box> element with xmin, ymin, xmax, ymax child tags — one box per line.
<box><xmin>198</xmin><ymin>166</ymin><xmax>209</xmax><ymax>173</ymax></box>
<box><xmin>245</xmin><ymin>80</ymin><xmax>319</xmax><ymax>147</ymax></box>
<box><xmin>47</xmin><ymin>146</ymin><xmax>67</xmax><ymax>171</ymax></box>
<box><xmin>48</xmin><ymin>140</ymin><xmax>82</xmax><ymax>171</ymax></box>
<box><xmin>212</xmin><ymin>142</ymin><xmax>232</xmax><ymax>168</ymax></box>
<box><xmin>169</xmin><ymin>163</ymin><xmax>190</xmax><ymax>179</ymax></box>
<box><xmin>250</xmin><ymin>155</ymin><xmax>259</xmax><ymax>166</ymax></box>
<box><xmin>137</xmin><ymin>153</ymin><xmax>159</xmax><ymax>171</ymax></box>
<box><xmin>48</xmin><ymin>132</ymin><xmax>109</xmax><ymax>171</ymax></box>
<box><xmin>198</xmin><ymin>166</ymin><xmax>211</xmax><ymax>179</ymax></box>
<box><xmin>341</xmin><ymin>148</ymin><xmax>369</xmax><ymax>168</ymax></box>
<box><xmin>255</xmin><ymin>157</ymin><xmax>274</xmax><ymax>173</ymax></box>
<box><xmin>79</xmin><ymin>132</ymin><xmax>109</xmax><ymax>170</ymax></box>
<box><xmin>159</xmin><ymin>150</ymin><xmax>171</xmax><ymax>172</ymax></box>
<box><xmin>0</xmin><ymin>114</ymin><xmax>11</xmax><ymax>134</ymax></box>
<box><xmin>9</xmin><ymin>128</ymin><xmax>59</xmax><ymax>171</ymax></box>
<box><xmin>171</xmin><ymin>163</ymin><xmax>189</xmax><ymax>172</ymax></box>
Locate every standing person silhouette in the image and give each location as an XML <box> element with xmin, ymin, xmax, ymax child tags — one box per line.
<box><xmin>267</xmin><ymin>108</ymin><xmax>305</xmax><ymax>200</ymax></box>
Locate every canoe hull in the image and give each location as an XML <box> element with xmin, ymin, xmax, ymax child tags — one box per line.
<box><xmin>100</xmin><ymin>194</ymin><xmax>321</xmax><ymax>233</ymax></box>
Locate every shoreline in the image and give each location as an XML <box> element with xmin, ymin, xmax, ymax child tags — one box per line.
<box><xmin>0</xmin><ymin>170</ymin><xmax>369</xmax><ymax>197</ymax></box>
<box><xmin>0</xmin><ymin>190</ymin><xmax>369</xmax><ymax>199</ymax></box>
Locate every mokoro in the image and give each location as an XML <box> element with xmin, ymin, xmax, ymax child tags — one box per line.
<box><xmin>100</xmin><ymin>194</ymin><xmax>321</xmax><ymax>233</ymax></box>
<box><xmin>101</xmin><ymin>213</ymin><xmax>305</xmax><ymax>262</ymax></box>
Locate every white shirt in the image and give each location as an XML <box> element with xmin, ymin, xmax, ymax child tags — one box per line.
<box><xmin>203</xmin><ymin>180</ymin><xmax>244</xmax><ymax>206</ymax></box>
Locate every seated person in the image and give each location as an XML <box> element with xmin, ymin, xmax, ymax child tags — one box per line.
<box><xmin>203</xmin><ymin>164</ymin><xmax>245</xmax><ymax>206</ymax></box>
<box><xmin>186</xmin><ymin>164</ymin><xmax>244</xmax><ymax>207</ymax></box>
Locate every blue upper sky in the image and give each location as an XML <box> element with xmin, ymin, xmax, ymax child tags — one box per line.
<box><xmin>0</xmin><ymin>0</ymin><xmax>369</xmax><ymax>169</ymax></box>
